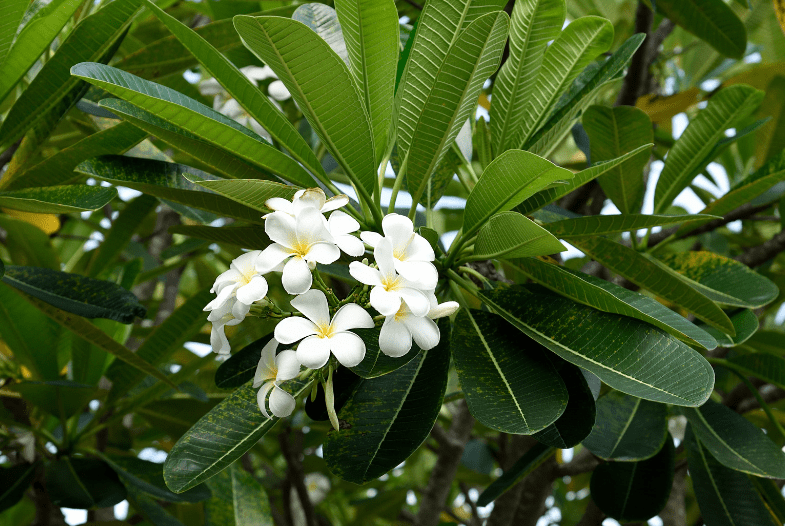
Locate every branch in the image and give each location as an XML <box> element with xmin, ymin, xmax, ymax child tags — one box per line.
<box><xmin>735</xmin><ymin>228</ymin><xmax>785</xmax><ymax>268</ymax></box>
<box><xmin>615</xmin><ymin>1</ymin><xmax>654</xmax><ymax>106</ymax></box>
<box><xmin>278</xmin><ymin>428</ymin><xmax>317</xmax><ymax>526</ymax></box>
<box><xmin>647</xmin><ymin>203</ymin><xmax>772</xmax><ymax>247</ymax></box>
<box><xmin>556</xmin><ymin>448</ymin><xmax>600</xmax><ymax>477</ymax></box>
<box><xmin>576</xmin><ymin>500</ymin><xmax>606</xmax><ymax>526</ymax></box>
<box><xmin>486</xmin><ymin>435</ymin><xmax>539</xmax><ymax>526</ymax></box>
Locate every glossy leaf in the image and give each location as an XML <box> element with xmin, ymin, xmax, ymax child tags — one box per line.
<box><xmin>490</xmin><ymin>0</ymin><xmax>565</xmax><ymax>154</ymax></box>
<box><xmin>682</xmin><ymin>399</ymin><xmax>785</xmax><ymax>478</ymax></box>
<box><xmin>581</xmin><ymin>391</ymin><xmax>668</xmax><ymax>461</ymax></box>
<box><xmin>655</xmin><ymin>251</ymin><xmax>779</xmax><ymax>308</ymax></box>
<box><xmin>515</xmin><ymin>258</ymin><xmax>717</xmax><ymax>349</ymax></box>
<box><xmin>323</xmin><ymin>320</ymin><xmax>450</xmax><ymax>484</ymax></box>
<box><xmin>700</xmin><ymin>309</ymin><xmax>759</xmax><ymax>347</ymax></box>
<box><xmin>569</xmin><ymin>237</ymin><xmax>734</xmax><ymax>334</ymax></box>
<box><xmin>473</xmin><ymin>212</ymin><xmax>566</xmax><ymax>259</ymax></box>
<box><xmin>653</xmin><ymin>85</ymin><xmax>764</xmax><ymax>214</ymax></box>
<box><xmin>204</xmin><ymin>463</ymin><xmax>273</xmax><ymax>526</ymax></box>
<box><xmin>464</xmin><ymin>150</ymin><xmax>573</xmax><ymax>234</ymax></box>
<box><xmin>533</xmin><ymin>362</ymin><xmax>596</xmax><ymax>448</ymax></box>
<box><xmin>234</xmin><ymin>15</ymin><xmax>376</xmax><ymax>198</ymax></box>
<box><xmin>10</xmin><ymin>380</ymin><xmax>96</xmax><ymax>418</ymax></box>
<box><xmin>656</xmin><ymin>0</ymin><xmax>747</xmax><ymax>58</ymax></box>
<box><xmin>168</xmin><ymin>224</ymin><xmax>270</xmax><ymax>250</ymax></box>
<box><xmin>452</xmin><ymin>309</ymin><xmax>568</xmax><ymax>434</ymax></box>
<box><xmin>685</xmin><ymin>426</ymin><xmax>779</xmax><ymax>526</ymax></box>
<box><xmin>46</xmin><ymin>458</ymin><xmax>127</xmax><ymax>509</ymax></box>
<box><xmin>105</xmin><ymin>456</ymin><xmax>210</xmax><ymax>504</ymax></box>
<box><xmin>145</xmin><ymin>1</ymin><xmax>325</xmax><ymax>180</ymax></box>
<box><xmin>476</xmin><ymin>443</ymin><xmax>555</xmax><ymax>507</ymax></box>
<box><xmin>2</xmin><ymin>265</ymin><xmax>145</xmax><ymax>323</ymax></box>
<box><xmin>215</xmin><ymin>334</ymin><xmax>273</xmax><ymax>389</ymax></box>
<box><xmin>582</xmin><ymin>105</ymin><xmax>652</xmax><ymax>214</ymax></box>
<box><xmin>480</xmin><ymin>286</ymin><xmax>715</xmax><ymax>406</ymax></box>
<box><xmin>0</xmin><ymin>0</ymin><xmax>27</xmax><ymax>65</ymax></box>
<box><xmin>0</xmin><ymin>463</ymin><xmax>38</xmax><ymax>514</ymax></box>
<box><xmin>590</xmin><ymin>438</ymin><xmax>675</xmax><ymax>522</ymax></box>
<box><xmin>0</xmin><ymin>185</ymin><xmax>117</xmax><ymax>214</ymax></box>
<box><xmin>188</xmin><ymin>177</ymin><xmax>299</xmax><ymax>213</ymax></box>
<box><xmin>335</xmin><ymin>0</ymin><xmax>399</xmax><ymax>162</ymax></box>
<box><xmin>164</xmin><ymin>378</ymin><xmax>313</xmax><ymax>493</ymax></box>
<box><xmin>543</xmin><ymin>213</ymin><xmax>716</xmax><ymax>238</ymax></box>
<box><xmin>726</xmin><ymin>352</ymin><xmax>785</xmax><ymax>391</ymax></box>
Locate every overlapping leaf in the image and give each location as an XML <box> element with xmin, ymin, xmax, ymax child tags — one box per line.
<box><xmin>532</xmin><ymin>362</ymin><xmax>596</xmax><ymax>448</ymax></box>
<box><xmin>168</xmin><ymin>225</ymin><xmax>270</xmax><ymax>250</ymax></box>
<box><xmin>187</xmin><ymin>177</ymin><xmax>299</xmax><ymax>213</ymax></box>
<box><xmin>0</xmin><ymin>185</ymin><xmax>117</xmax><ymax>214</ymax></box>
<box><xmin>543</xmin><ymin>213</ymin><xmax>716</xmax><ymax>238</ymax></box>
<box><xmin>204</xmin><ymin>464</ymin><xmax>273</xmax><ymax>526</ymax></box>
<box><xmin>473</xmin><ymin>212</ymin><xmax>566</xmax><ymax>259</ymax></box>
<box><xmin>656</xmin><ymin>0</ymin><xmax>747</xmax><ymax>58</ymax></box>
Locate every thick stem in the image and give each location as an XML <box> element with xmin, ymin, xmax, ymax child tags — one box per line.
<box><xmin>278</xmin><ymin>428</ymin><xmax>317</xmax><ymax>526</ymax></box>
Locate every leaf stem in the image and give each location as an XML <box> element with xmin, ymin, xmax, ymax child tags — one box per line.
<box><xmin>388</xmin><ymin>155</ymin><xmax>408</xmax><ymax>215</ymax></box>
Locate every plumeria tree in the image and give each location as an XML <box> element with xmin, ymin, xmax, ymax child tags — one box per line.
<box><xmin>1</xmin><ymin>0</ymin><xmax>785</xmax><ymax>525</ymax></box>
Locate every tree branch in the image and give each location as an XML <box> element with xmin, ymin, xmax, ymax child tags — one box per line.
<box><xmin>278</xmin><ymin>428</ymin><xmax>317</xmax><ymax>526</ymax></box>
<box><xmin>735</xmin><ymin>228</ymin><xmax>785</xmax><ymax>268</ymax></box>
<box><xmin>647</xmin><ymin>203</ymin><xmax>772</xmax><ymax>247</ymax></box>
<box><xmin>615</xmin><ymin>1</ymin><xmax>654</xmax><ymax>106</ymax></box>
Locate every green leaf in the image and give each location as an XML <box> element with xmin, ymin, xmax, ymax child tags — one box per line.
<box><xmin>400</xmin><ymin>12</ymin><xmax>509</xmax><ymax>207</ymax></box>
<box><xmin>750</xmin><ymin>477</ymin><xmax>785</xmax><ymax>525</ymax></box>
<box><xmin>125</xmin><ymin>487</ymin><xmax>187</xmax><ymax>526</ymax></box>
<box><xmin>9</xmin><ymin>380</ymin><xmax>95</xmax><ymax>418</ymax></box>
<box><xmin>582</xmin><ymin>105</ymin><xmax>652</xmax><ymax>214</ymax></box>
<box><xmin>581</xmin><ymin>391</ymin><xmax>668</xmax><ymax>461</ymax></box>
<box><xmin>515</xmin><ymin>258</ymin><xmax>717</xmax><ymax>349</ymax></box>
<box><xmin>0</xmin><ymin>0</ymin><xmax>84</xmax><ymax>103</ymax></box>
<box><xmin>46</xmin><ymin>458</ymin><xmax>127</xmax><ymax>509</ymax></box>
<box><xmin>700</xmin><ymin>309</ymin><xmax>759</xmax><ymax>347</ymax></box>
<box><xmin>335</xmin><ymin>0</ymin><xmax>399</xmax><ymax>163</ymax></box>
<box><xmin>480</xmin><ymin>286</ymin><xmax>715</xmax><ymax>406</ymax></box>
<box><xmin>741</xmin><ymin>330</ymin><xmax>785</xmax><ymax>355</ymax></box>
<box><xmin>682</xmin><ymin>399</ymin><xmax>785</xmax><ymax>478</ymax></box>
<box><xmin>569</xmin><ymin>237</ymin><xmax>734</xmax><ymax>334</ymax></box>
<box><xmin>234</xmin><ymin>15</ymin><xmax>377</xmax><ymax>199</ymax></box>
<box><xmin>168</xmin><ymin>225</ymin><xmax>270</xmax><ymax>250</ymax></box>
<box><xmin>656</xmin><ymin>0</ymin><xmax>747</xmax><ymax>58</ymax></box>
<box><xmin>452</xmin><ymin>309</ymin><xmax>568</xmax><ymax>434</ymax></box>
<box><xmin>464</xmin><ymin>149</ymin><xmax>573</xmax><ymax>235</ymax></box>
<box><xmin>532</xmin><ymin>362</ymin><xmax>596</xmax><ymax>448</ymax></box>
<box><xmin>0</xmin><ymin>0</ymin><xmax>141</xmax><ymax>148</ymax></box>
<box><xmin>105</xmin><ymin>456</ymin><xmax>210</xmax><ymax>503</ymax></box>
<box><xmin>164</xmin><ymin>378</ymin><xmax>313</xmax><ymax>493</ymax></box>
<box><xmin>476</xmin><ymin>443</ymin><xmax>555</xmax><ymax>507</ymax></box>
<box><xmin>726</xmin><ymin>352</ymin><xmax>785</xmax><ymax>392</ymax></box>
<box><xmin>0</xmin><ymin>463</ymin><xmax>38</xmax><ymax>514</ymax></box>
<box><xmin>0</xmin><ymin>215</ymin><xmax>58</xmax><ymax>269</ymax></box>
<box><xmin>350</xmin><ymin>326</ymin><xmax>422</xmax><ymax>379</ymax></box>
<box><xmin>187</xmin><ymin>177</ymin><xmax>299</xmax><ymax>213</ymax></box>
<box><xmin>0</xmin><ymin>185</ymin><xmax>116</xmax><ymax>214</ymax></box>
<box><xmin>4</xmin><ymin>122</ymin><xmax>147</xmax><ymax>191</ymax></box>
<box><xmin>516</xmin><ymin>144</ymin><xmax>652</xmax><ymax>214</ymax></box>
<box><xmin>653</xmin><ymin>85</ymin><xmax>764</xmax><ymax>214</ymax></box>
<box><xmin>144</xmin><ymin>1</ymin><xmax>325</xmax><ymax>181</ymax></box>
<box><xmin>474</xmin><ymin>212</ymin><xmax>565</xmax><ymax>260</ymax></box>
<box><xmin>292</xmin><ymin>4</ymin><xmax>349</xmax><ymax>62</ymax></box>
<box><xmin>0</xmin><ymin>0</ymin><xmax>27</xmax><ymax>65</ymax></box>
<box><xmin>655</xmin><ymin>251</ymin><xmax>780</xmax><ymax>309</ymax></box>
<box><xmin>2</xmin><ymin>266</ymin><xmax>145</xmax><ymax>323</ymax></box>
<box><xmin>490</xmin><ymin>0</ymin><xmax>565</xmax><ymax>154</ymax></box>
<box><xmin>204</xmin><ymin>463</ymin><xmax>273</xmax><ymax>526</ymax></box>
<box><xmin>542</xmin><ymin>213</ymin><xmax>716</xmax><ymax>238</ymax></box>
<box><xmin>13</xmin><ymin>288</ymin><xmax>174</xmax><ymax>387</ymax></box>
<box><xmin>75</xmin><ymin>156</ymin><xmax>266</xmax><ymax>224</ymax></box>
<box><xmin>513</xmin><ymin>16</ymin><xmax>614</xmax><ymax>149</ymax></box>
<box><xmin>70</xmin><ymin>64</ymin><xmax>314</xmax><ymax>188</ymax></box>
<box><xmin>215</xmin><ymin>335</ymin><xmax>273</xmax><ymax>389</ymax></box>
<box><xmin>323</xmin><ymin>320</ymin><xmax>450</xmax><ymax>484</ymax></box>
<box><xmin>685</xmin><ymin>426</ymin><xmax>779</xmax><ymax>526</ymax></box>
<box><xmin>590</xmin><ymin>438</ymin><xmax>675</xmax><ymax>522</ymax></box>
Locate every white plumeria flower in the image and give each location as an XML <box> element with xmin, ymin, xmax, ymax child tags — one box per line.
<box><xmin>204</xmin><ymin>251</ymin><xmax>269</xmax><ymax>318</ymax></box>
<box><xmin>304</xmin><ymin>472</ymin><xmax>330</xmax><ymax>504</ymax></box>
<box><xmin>253</xmin><ymin>338</ymin><xmax>300</xmax><ymax>419</ymax></box>
<box><xmin>256</xmin><ymin>208</ymin><xmax>340</xmax><ymax>294</ymax></box>
<box><xmin>208</xmin><ymin>298</ymin><xmax>246</xmax><ymax>355</ymax></box>
<box><xmin>275</xmin><ymin>289</ymin><xmax>374</xmax><ymax>369</ymax></box>
<box><xmin>379</xmin><ymin>296</ymin><xmax>460</xmax><ymax>358</ymax></box>
<box><xmin>360</xmin><ymin>214</ymin><xmax>437</xmax><ymax>289</ymax></box>
<box><xmin>349</xmin><ymin>238</ymin><xmax>430</xmax><ymax>317</ymax></box>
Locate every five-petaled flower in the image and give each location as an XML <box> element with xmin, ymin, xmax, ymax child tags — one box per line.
<box><xmin>204</xmin><ymin>250</ymin><xmax>268</xmax><ymax>319</ymax></box>
<box><xmin>379</xmin><ymin>296</ymin><xmax>460</xmax><ymax>357</ymax></box>
<box><xmin>253</xmin><ymin>338</ymin><xmax>301</xmax><ymax>418</ymax></box>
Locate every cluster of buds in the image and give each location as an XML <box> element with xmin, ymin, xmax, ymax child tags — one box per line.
<box><xmin>203</xmin><ymin>188</ymin><xmax>458</xmax><ymax>424</ymax></box>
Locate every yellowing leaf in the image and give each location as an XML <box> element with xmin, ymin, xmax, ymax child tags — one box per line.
<box><xmin>2</xmin><ymin>209</ymin><xmax>60</xmax><ymax>234</ymax></box>
<box><xmin>775</xmin><ymin>0</ymin><xmax>785</xmax><ymax>35</ymax></box>
<box><xmin>636</xmin><ymin>88</ymin><xmax>701</xmax><ymax>124</ymax></box>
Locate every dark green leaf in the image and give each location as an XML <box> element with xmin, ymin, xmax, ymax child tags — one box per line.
<box><xmin>350</xmin><ymin>326</ymin><xmax>422</xmax><ymax>379</ymax></box>
<box><xmin>0</xmin><ymin>463</ymin><xmax>39</xmax><ymax>513</ymax></box>
<box><xmin>543</xmin><ymin>213</ymin><xmax>716</xmax><ymax>238</ymax></box>
<box><xmin>204</xmin><ymin>463</ymin><xmax>273</xmax><ymax>526</ymax></box>
<box><xmin>656</xmin><ymin>0</ymin><xmax>747</xmax><ymax>58</ymax></box>
<box><xmin>10</xmin><ymin>380</ymin><xmax>96</xmax><ymax>418</ymax></box>
<box><xmin>46</xmin><ymin>458</ymin><xmax>127</xmax><ymax>509</ymax></box>
<box><xmin>476</xmin><ymin>444</ymin><xmax>555</xmax><ymax>507</ymax></box>
<box><xmin>215</xmin><ymin>334</ymin><xmax>273</xmax><ymax>389</ymax></box>
<box><xmin>727</xmin><ymin>352</ymin><xmax>785</xmax><ymax>391</ymax></box>
<box><xmin>700</xmin><ymin>309</ymin><xmax>759</xmax><ymax>347</ymax></box>
<box><xmin>106</xmin><ymin>456</ymin><xmax>210</xmax><ymax>503</ymax></box>
<box><xmin>168</xmin><ymin>224</ymin><xmax>270</xmax><ymax>249</ymax></box>
<box><xmin>533</xmin><ymin>362</ymin><xmax>596</xmax><ymax>448</ymax></box>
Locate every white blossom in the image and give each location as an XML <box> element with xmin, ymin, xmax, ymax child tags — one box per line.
<box><xmin>378</xmin><ymin>295</ymin><xmax>459</xmax><ymax>358</ymax></box>
<box><xmin>208</xmin><ymin>298</ymin><xmax>245</xmax><ymax>355</ymax></box>
<box><xmin>360</xmin><ymin>214</ymin><xmax>437</xmax><ymax>289</ymax></box>
<box><xmin>274</xmin><ymin>289</ymin><xmax>374</xmax><ymax>369</ymax></box>
<box><xmin>204</xmin><ymin>251</ymin><xmax>268</xmax><ymax>318</ymax></box>
<box><xmin>349</xmin><ymin>238</ymin><xmax>430</xmax><ymax>316</ymax></box>
<box><xmin>253</xmin><ymin>338</ymin><xmax>301</xmax><ymax>418</ymax></box>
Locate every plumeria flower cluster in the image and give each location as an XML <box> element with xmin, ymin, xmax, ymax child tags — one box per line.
<box><xmin>203</xmin><ymin>188</ymin><xmax>458</xmax><ymax>428</ymax></box>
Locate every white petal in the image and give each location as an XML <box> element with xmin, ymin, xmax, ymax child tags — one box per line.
<box><xmin>398</xmin><ymin>287</ymin><xmax>430</xmax><ymax>317</ymax></box>
<box><xmin>370</xmin><ymin>286</ymin><xmax>402</xmax><ymax>316</ymax></box>
<box><xmin>429</xmin><ymin>301</ymin><xmax>460</xmax><ymax>319</ymax></box>
<box><xmin>395</xmin><ymin>260</ymin><xmax>438</xmax><ymax>290</ymax></box>
<box><xmin>322</xmin><ymin>194</ymin><xmax>349</xmax><ymax>212</ymax></box>
<box><xmin>404</xmin><ymin>234</ymin><xmax>436</xmax><ymax>262</ymax></box>
<box><xmin>328</xmin><ymin>332</ymin><xmax>366</xmax><ymax>367</ymax></box>
<box><xmin>374</xmin><ymin>238</ymin><xmax>397</xmax><ymax>278</ymax></box>
<box><xmin>231</xmin><ymin>300</ymin><xmax>251</xmax><ymax>320</ymax></box>
<box><xmin>275</xmin><ymin>349</ymin><xmax>301</xmax><ymax>381</ymax></box>
<box><xmin>211</xmin><ymin>268</ymin><xmax>241</xmax><ymax>292</ymax></box>
<box><xmin>268</xmin><ymin>80</ymin><xmax>291</xmax><ymax>101</ymax></box>
<box><xmin>256</xmin><ymin>243</ymin><xmax>291</xmax><ymax>273</ymax></box>
<box><xmin>349</xmin><ymin>261</ymin><xmax>383</xmax><ymax>287</ymax></box>
<box><xmin>293</xmin><ymin>188</ymin><xmax>326</xmax><ymax>215</ymax></box>
<box><xmin>360</xmin><ymin>231</ymin><xmax>383</xmax><ymax>247</ymax></box>
<box><xmin>296</xmin><ymin>207</ymin><xmax>333</xmax><ymax>245</ymax></box>
<box><xmin>379</xmin><ymin>318</ymin><xmax>413</xmax><ymax>357</ymax></box>
<box><xmin>236</xmin><ymin>275</ymin><xmax>268</xmax><ymax>305</ymax></box>
<box><xmin>331</xmin><ymin>303</ymin><xmax>374</xmax><ymax>332</ymax></box>
<box><xmin>275</xmin><ymin>316</ymin><xmax>318</xmax><ymax>344</ymax></box>
<box><xmin>305</xmin><ymin>243</ymin><xmax>340</xmax><ymax>265</ymax></box>
<box><xmin>290</xmin><ymin>289</ymin><xmax>331</xmax><ymax>327</ymax></box>
<box><xmin>403</xmin><ymin>315</ymin><xmax>440</xmax><ymax>350</ymax></box>
<box><xmin>210</xmin><ymin>322</ymin><xmax>231</xmax><ymax>354</ymax></box>
<box><xmin>335</xmin><ymin>235</ymin><xmax>365</xmax><ymax>257</ymax></box>
<box><xmin>269</xmin><ymin>386</ymin><xmax>296</xmax><ymax>417</ymax></box>
<box><xmin>204</xmin><ymin>283</ymin><xmax>237</xmax><ymax>312</ymax></box>
<box><xmin>265</xmin><ymin>211</ymin><xmax>298</xmax><ymax>247</ymax></box>
<box><xmin>253</xmin><ymin>338</ymin><xmax>278</xmax><ymax>387</ymax></box>
<box><xmin>257</xmin><ymin>382</ymin><xmax>274</xmax><ymax>418</ymax></box>
<box><xmin>282</xmin><ymin>257</ymin><xmax>313</xmax><ymax>294</ymax></box>
<box><xmin>296</xmin><ymin>335</ymin><xmax>331</xmax><ymax>369</ymax></box>
<box><xmin>328</xmin><ymin>210</ymin><xmax>360</xmax><ymax>236</ymax></box>
<box><xmin>265</xmin><ymin>197</ymin><xmax>293</xmax><ymax>214</ymax></box>
<box><xmin>231</xmin><ymin>251</ymin><xmax>261</xmax><ymax>274</ymax></box>
<box><xmin>382</xmin><ymin>214</ymin><xmax>415</xmax><ymax>249</ymax></box>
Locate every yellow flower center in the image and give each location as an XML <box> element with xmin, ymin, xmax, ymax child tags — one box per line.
<box><xmin>393</xmin><ymin>304</ymin><xmax>408</xmax><ymax>322</ymax></box>
<box><xmin>288</xmin><ymin>238</ymin><xmax>311</xmax><ymax>258</ymax></box>
<box><xmin>380</xmin><ymin>275</ymin><xmax>402</xmax><ymax>292</ymax></box>
<box><xmin>315</xmin><ymin>323</ymin><xmax>334</xmax><ymax>339</ymax></box>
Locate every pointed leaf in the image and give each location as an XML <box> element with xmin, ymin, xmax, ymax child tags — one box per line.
<box><xmin>480</xmin><ymin>286</ymin><xmax>715</xmax><ymax>406</ymax></box>
<box><xmin>10</xmin><ymin>380</ymin><xmax>96</xmax><ymax>418</ymax></box>
<box><xmin>204</xmin><ymin>463</ymin><xmax>273</xmax><ymax>526</ymax></box>
<box><xmin>543</xmin><ymin>213</ymin><xmax>716</xmax><ymax>238</ymax></box>
<box><xmin>0</xmin><ymin>462</ymin><xmax>38</xmax><ymax>514</ymax></box>
<box><xmin>0</xmin><ymin>185</ymin><xmax>117</xmax><ymax>214</ymax></box>
<box><xmin>452</xmin><ymin>309</ymin><xmax>568</xmax><ymax>434</ymax></box>
<box><xmin>187</xmin><ymin>177</ymin><xmax>299</xmax><ymax>213</ymax></box>
<box><xmin>656</xmin><ymin>0</ymin><xmax>747</xmax><ymax>58</ymax></box>
<box><xmin>473</xmin><ymin>212</ymin><xmax>566</xmax><ymax>259</ymax></box>
<box><xmin>105</xmin><ymin>456</ymin><xmax>210</xmax><ymax>504</ymax></box>
<box><xmin>699</xmin><ymin>309</ymin><xmax>758</xmax><ymax>347</ymax></box>
<box><xmin>726</xmin><ymin>352</ymin><xmax>785</xmax><ymax>392</ymax></box>
<box><xmin>46</xmin><ymin>458</ymin><xmax>127</xmax><ymax>509</ymax></box>
<box><xmin>581</xmin><ymin>391</ymin><xmax>668</xmax><ymax>461</ymax></box>
<box><xmin>532</xmin><ymin>361</ymin><xmax>596</xmax><ymax>448</ymax></box>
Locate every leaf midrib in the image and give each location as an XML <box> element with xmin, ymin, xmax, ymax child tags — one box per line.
<box><xmin>689</xmin><ymin>407</ymin><xmax>765</xmax><ymax>475</ymax></box>
<box><xmin>609</xmin><ymin>398</ymin><xmax>640</xmax><ymax>458</ymax></box>
<box><xmin>694</xmin><ymin>435</ymin><xmax>736</xmax><ymax>525</ymax></box>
